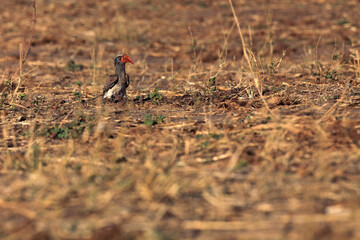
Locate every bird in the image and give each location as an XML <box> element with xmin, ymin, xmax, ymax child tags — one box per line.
<box><xmin>103</xmin><ymin>53</ymin><xmax>134</xmax><ymax>100</ymax></box>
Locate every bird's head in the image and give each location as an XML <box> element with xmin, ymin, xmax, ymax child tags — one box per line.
<box><xmin>114</xmin><ymin>53</ymin><xmax>134</xmax><ymax>66</ymax></box>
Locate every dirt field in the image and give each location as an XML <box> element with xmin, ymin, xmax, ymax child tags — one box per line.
<box><xmin>1</xmin><ymin>0</ymin><xmax>360</xmax><ymax>239</ymax></box>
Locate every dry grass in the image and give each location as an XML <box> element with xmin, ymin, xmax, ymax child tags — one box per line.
<box><xmin>1</xmin><ymin>0</ymin><xmax>360</xmax><ymax>239</ymax></box>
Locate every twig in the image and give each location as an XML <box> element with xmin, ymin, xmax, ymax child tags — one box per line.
<box><xmin>11</xmin><ymin>103</ymin><xmax>29</xmax><ymax>110</ymax></box>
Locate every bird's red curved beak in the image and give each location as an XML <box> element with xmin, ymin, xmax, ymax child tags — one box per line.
<box><xmin>121</xmin><ymin>54</ymin><xmax>134</xmax><ymax>64</ymax></box>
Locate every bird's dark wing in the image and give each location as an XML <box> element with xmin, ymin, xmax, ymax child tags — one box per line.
<box><xmin>125</xmin><ymin>73</ymin><xmax>130</xmax><ymax>88</ymax></box>
<box><xmin>103</xmin><ymin>75</ymin><xmax>119</xmax><ymax>96</ymax></box>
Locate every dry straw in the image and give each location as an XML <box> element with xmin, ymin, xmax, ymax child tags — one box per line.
<box><xmin>228</xmin><ymin>0</ymin><xmax>274</xmax><ymax>117</ymax></box>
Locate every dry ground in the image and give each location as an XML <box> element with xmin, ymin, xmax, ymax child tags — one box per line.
<box><xmin>1</xmin><ymin>0</ymin><xmax>360</xmax><ymax>239</ymax></box>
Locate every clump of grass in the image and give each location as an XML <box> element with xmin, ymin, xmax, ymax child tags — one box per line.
<box><xmin>66</xmin><ymin>59</ymin><xmax>84</xmax><ymax>72</ymax></box>
<box><xmin>46</xmin><ymin>115</ymin><xmax>91</xmax><ymax>139</ymax></box>
<box><xmin>325</xmin><ymin>70</ymin><xmax>337</xmax><ymax>80</ymax></box>
<box><xmin>0</xmin><ymin>80</ymin><xmax>15</xmax><ymax>108</ymax></box>
<box><xmin>337</xmin><ymin>19</ymin><xmax>349</xmax><ymax>26</ymax></box>
<box><xmin>150</xmin><ymin>88</ymin><xmax>162</xmax><ymax>104</ymax></box>
<box><xmin>261</xmin><ymin>116</ymin><xmax>271</xmax><ymax>124</ymax></box>
<box><xmin>73</xmin><ymin>92</ymin><xmax>82</xmax><ymax>100</ymax></box>
<box><xmin>144</xmin><ymin>114</ymin><xmax>165</xmax><ymax>126</ymax></box>
<box><xmin>18</xmin><ymin>93</ymin><xmax>27</xmax><ymax>100</ymax></box>
<box><xmin>209</xmin><ymin>133</ymin><xmax>224</xmax><ymax>139</ymax></box>
<box><xmin>48</xmin><ymin>125</ymin><xmax>70</xmax><ymax>139</ymax></box>
<box><xmin>268</xmin><ymin>51</ymin><xmax>286</xmax><ymax>80</ymax></box>
<box><xmin>350</xmin><ymin>49</ymin><xmax>360</xmax><ymax>81</ymax></box>
<box><xmin>208</xmin><ymin>77</ymin><xmax>216</xmax><ymax>92</ymax></box>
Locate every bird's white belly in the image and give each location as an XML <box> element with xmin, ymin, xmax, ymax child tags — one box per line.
<box><xmin>103</xmin><ymin>84</ymin><xmax>122</xmax><ymax>98</ymax></box>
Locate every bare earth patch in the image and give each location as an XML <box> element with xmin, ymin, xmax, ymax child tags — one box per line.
<box><xmin>1</xmin><ymin>0</ymin><xmax>360</xmax><ymax>239</ymax></box>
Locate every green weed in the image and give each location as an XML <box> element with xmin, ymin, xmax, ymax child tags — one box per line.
<box><xmin>144</xmin><ymin>114</ymin><xmax>165</xmax><ymax>126</ymax></box>
<box><xmin>337</xmin><ymin>19</ymin><xmax>349</xmax><ymax>25</ymax></box>
<box><xmin>150</xmin><ymin>88</ymin><xmax>162</xmax><ymax>104</ymax></box>
<box><xmin>66</xmin><ymin>59</ymin><xmax>84</xmax><ymax>72</ymax></box>
<box><xmin>47</xmin><ymin>115</ymin><xmax>89</xmax><ymax>139</ymax></box>
<box><xmin>208</xmin><ymin>77</ymin><xmax>217</xmax><ymax>92</ymax></box>
<box><xmin>73</xmin><ymin>92</ymin><xmax>82</xmax><ymax>100</ymax></box>
<box><xmin>18</xmin><ymin>93</ymin><xmax>26</xmax><ymax>100</ymax></box>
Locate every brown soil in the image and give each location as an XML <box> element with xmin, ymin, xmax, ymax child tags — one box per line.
<box><xmin>1</xmin><ymin>0</ymin><xmax>360</xmax><ymax>239</ymax></box>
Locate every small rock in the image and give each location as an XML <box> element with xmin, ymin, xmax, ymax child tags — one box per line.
<box><xmin>17</xmin><ymin>116</ymin><xmax>26</xmax><ymax>121</ymax></box>
<box><xmin>115</xmin><ymin>156</ymin><xmax>127</xmax><ymax>163</ymax></box>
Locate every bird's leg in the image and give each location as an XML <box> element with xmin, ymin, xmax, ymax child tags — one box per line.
<box><xmin>119</xmin><ymin>89</ymin><xmax>127</xmax><ymax>100</ymax></box>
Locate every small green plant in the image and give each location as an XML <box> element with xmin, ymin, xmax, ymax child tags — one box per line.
<box><xmin>233</xmin><ymin>160</ymin><xmax>248</xmax><ymax>171</ymax></box>
<box><xmin>325</xmin><ymin>70</ymin><xmax>337</xmax><ymax>80</ymax></box>
<box><xmin>337</xmin><ymin>19</ymin><xmax>349</xmax><ymax>26</ymax></box>
<box><xmin>150</xmin><ymin>88</ymin><xmax>162</xmax><ymax>104</ymax></box>
<box><xmin>49</xmin><ymin>126</ymin><xmax>69</xmax><ymax>139</ymax></box>
<box><xmin>261</xmin><ymin>116</ymin><xmax>271</xmax><ymax>124</ymax></box>
<box><xmin>47</xmin><ymin>115</ymin><xmax>88</xmax><ymax>139</ymax></box>
<box><xmin>199</xmin><ymin>140</ymin><xmax>209</xmax><ymax>151</ymax></box>
<box><xmin>0</xmin><ymin>81</ymin><xmax>13</xmax><ymax>107</ymax></box>
<box><xmin>18</xmin><ymin>93</ymin><xmax>26</xmax><ymax>100</ymax></box>
<box><xmin>74</xmin><ymin>164</ymin><xmax>82</xmax><ymax>172</ymax></box>
<box><xmin>191</xmin><ymin>39</ymin><xmax>197</xmax><ymax>53</ymax></box>
<box><xmin>268</xmin><ymin>51</ymin><xmax>286</xmax><ymax>79</ymax></box>
<box><xmin>0</xmin><ymin>93</ymin><xmax>8</xmax><ymax>108</ymax></box>
<box><xmin>209</xmin><ymin>133</ymin><xmax>223</xmax><ymax>139</ymax></box>
<box><xmin>66</xmin><ymin>59</ymin><xmax>84</xmax><ymax>72</ymax></box>
<box><xmin>208</xmin><ymin>77</ymin><xmax>216</xmax><ymax>92</ymax></box>
<box><xmin>144</xmin><ymin>114</ymin><xmax>165</xmax><ymax>126</ymax></box>
<box><xmin>196</xmin><ymin>134</ymin><xmax>204</xmax><ymax>140</ymax></box>
<box><xmin>73</xmin><ymin>92</ymin><xmax>82</xmax><ymax>100</ymax></box>
<box><xmin>75</xmin><ymin>81</ymin><xmax>82</xmax><ymax>86</ymax></box>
